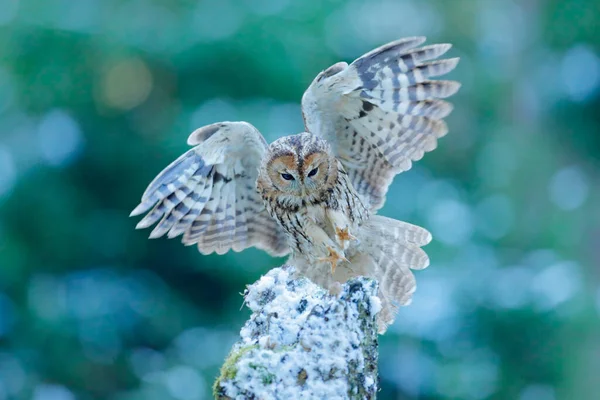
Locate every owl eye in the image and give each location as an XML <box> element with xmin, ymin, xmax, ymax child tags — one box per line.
<box><xmin>281</xmin><ymin>173</ymin><xmax>295</xmax><ymax>181</ymax></box>
<box><xmin>307</xmin><ymin>167</ymin><xmax>319</xmax><ymax>177</ymax></box>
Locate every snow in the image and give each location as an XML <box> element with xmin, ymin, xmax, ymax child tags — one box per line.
<box><xmin>215</xmin><ymin>266</ymin><xmax>380</xmax><ymax>399</ymax></box>
<box><xmin>369</xmin><ymin>295</ymin><xmax>382</xmax><ymax>315</ymax></box>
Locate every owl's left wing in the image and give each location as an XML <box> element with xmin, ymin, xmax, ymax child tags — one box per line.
<box><xmin>130</xmin><ymin>122</ymin><xmax>290</xmax><ymax>257</ymax></box>
<box><xmin>302</xmin><ymin>36</ymin><xmax>460</xmax><ymax>211</ymax></box>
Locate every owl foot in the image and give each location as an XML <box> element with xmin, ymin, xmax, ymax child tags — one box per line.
<box><xmin>318</xmin><ymin>246</ymin><xmax>348</xmax><ymax>274</ymax></box>
<box><xmin>335</xmin><ymin>226</ymin><xmax>357</xmax><ymax>249</ymax></box>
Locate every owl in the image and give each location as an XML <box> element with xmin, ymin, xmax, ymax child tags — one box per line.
<box><xmin>131</xmin><ymin>37</ymin><xmax>460</xmax><ymax>332</ymax></box>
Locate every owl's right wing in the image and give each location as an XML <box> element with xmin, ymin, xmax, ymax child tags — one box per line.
<box><xmin>130</xmin><ymin>121</ymin><xmax>290</xmax><ymax>257</ymax></box>
<box><xmin>302</xmin><ymin>36</ymin><xmax>460</xmax><ymax>211</ymax></box>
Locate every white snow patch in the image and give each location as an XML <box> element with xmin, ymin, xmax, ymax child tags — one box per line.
<box><xmin>369</xmin><ymin>295</ymin><xmax>382</xmax><ymax>315</ymax></box>
<box><xmin>220</xmin><ymin>267</ymin><xmax>379</xmax><ymax>399</ymax></box>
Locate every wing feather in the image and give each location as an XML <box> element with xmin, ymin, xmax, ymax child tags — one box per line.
<box><xmin>231</xmin><ymin>177</ymin><xmax>249</xmax><ymax>252</ymax></box>
<box><xmin>222</xmin><ymin>169</ymin><xmax>238</xmax><ymax>251</ymax></box>
<box><xmin>131</xmin><ymin>122</ymin><xmax>290</xmax><ymax>257</ymax></box>
<box><xmin>195</xmin><ymin>164</ymin><xmax>236</xmax><ymax>255</ymax></box>
<box><xmin>168</xmin><ymin>172</ymin><xmax>214</xmax><ymax>238</ymax></box>
<box><xmin>186</xmin><ymin>168</ymin><xmax>226</xmax><ymax>245</ymax></box>
<box><xmin>147</xmin><ymin>173</ymin><xmax>203</xmax><ymax>238</ymax></box>
<box><xmin>302</xmin><ymin>37</ymin><xmax>460</xmax><ymax>210</ymax></box>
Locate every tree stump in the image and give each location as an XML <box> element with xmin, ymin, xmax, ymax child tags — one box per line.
<box><xmin>213</xmin><ymin>266</ymin><xmax>380</xmax><ymax>399</ymax></box>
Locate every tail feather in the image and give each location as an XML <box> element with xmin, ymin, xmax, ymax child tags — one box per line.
<box><xmin>287</xmin><ymin>215</ymin><xmax>431</xmax><ymax>334</ymax></box>
<box><xmin>357</xmin><ymin>215</ymin><xmax>432</xmax><ymax>332</ymax></box>
<box><xmin>364</xmin><ymin>215</ymin><xmax>432</xmax><ymax>248</ymax></box>
<box><xmin>376</xmin><ymin>290</ymin><xmax>400</xmax><ymax>334</ymax></box>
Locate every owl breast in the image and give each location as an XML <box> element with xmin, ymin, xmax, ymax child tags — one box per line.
<box><xmin>259</xmin><ymin>159</ymin><xmax>369</xmax><ymax>259</ymax></box>
<box><xmin>304</xmin><ymin>204</ymin><xmax>335</xmax><ymax>242</ymax></box>
<box><xmin>305</xmin><ymin>204</ymin><xmax>327</xmax><ymax>226</ymax></box>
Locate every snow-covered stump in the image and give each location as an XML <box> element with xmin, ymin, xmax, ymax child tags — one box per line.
<box><xmin>213</xmin><ymin>266</ymin><xmax>380</xmax><ymax>400</ymax></box>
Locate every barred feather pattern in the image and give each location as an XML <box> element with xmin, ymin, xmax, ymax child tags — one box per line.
<box><xmin>131</xmin><ymin>36</ymin><xmax>460</xmax><ymax>333</ymax></box>
<box><xmin>302</xmin><ymin>36</ymin><xmax>460</xmax><ymax>211</ymax></box>
<box><xmin>292</xmin><ymin>215</ymin><xmax>431</xmax><ymax>333</ymax></box>
<box><xmin>130</xmin><ymin>122</ymin><xmax>290</xmax><ymax>256</ymax></box>
<box><xmin>261</xmin><ymin>160</ymin><xmax>369</xmax><ymax>258</ymax></box>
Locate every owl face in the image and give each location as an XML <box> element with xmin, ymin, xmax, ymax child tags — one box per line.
<box><xmin>258</xmin><ymin>133</ymin><xmax>338</xmax><ymax>205</ymax></box>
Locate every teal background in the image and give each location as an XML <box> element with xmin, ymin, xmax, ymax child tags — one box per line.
<box><xmin>1</xmin><ymin>0</ymin><xmax>599</xmax><ymax>399</ymax></box>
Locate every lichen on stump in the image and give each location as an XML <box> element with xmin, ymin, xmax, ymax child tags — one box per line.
<box><xmin>214</xmin><ymin>266</ymin><xmax>380</xmax><ymax>400</ymax></box>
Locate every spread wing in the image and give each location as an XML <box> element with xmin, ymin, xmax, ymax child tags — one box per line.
<box><xmin>302</xmin><ymin>36</ymin><xmax>460</xmax><ymax>211</ymax></box>
<box><xmin>130</xmin><ymin>122</ymin><xmax>290</xmax><ymax>257</ymax></box>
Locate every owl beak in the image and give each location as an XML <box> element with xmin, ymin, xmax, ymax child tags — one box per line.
<box><xmin>299</xmin><ymin>179</ymin><xmax>307</xmax><ymax>196</ymax></box>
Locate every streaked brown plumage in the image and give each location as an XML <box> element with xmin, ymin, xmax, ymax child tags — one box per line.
<box><xmin>130</xmin><ymin>37</ymin><xmax>460</xmax><ymax>332</ymax></box>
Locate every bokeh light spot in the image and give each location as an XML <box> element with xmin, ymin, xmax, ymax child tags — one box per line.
<box><xmin>476</xmin><ymin>1</ymin><xmax>526</xmax><ymax>57</ymax></box>
<box><xmin>438</xmin><ymin>349</ymin><xmax>499</xmax><ymax>399</ymax></box>
<box><xmin>174</xmin><ymin>327</ymin><xmax>237</xmax><ymax>368</ymax></box>
<box><xmin>489</xmin><ymin>266</ymin><xmax>534</xmax><ymax>309</ymax></box>
<box><xmin>192</xmin><ymin>0</ymin><xmax>243</xmax><ymax>41</ymax></box>
<box><xmin>561</xmin><ymin>45</ymin><xmax>600</xmax><ymax>102</ymax></box>
<box><xmin>36</xmin><ymin>110</ymin><xmax>84</xmax><ymax>167</ymax></box>
<box><xmin>100</xmin><ymin>58</ymin><xmax>153</xmax><ymax>111</ymax></box>
<box><xmin>548</xmin><ymin>165</ymin><xmax>589</xmax><ymax>211</ymax></box>
<box><xmin>28</xmin><ymin>274</ymin><xmax>67</xmax><ymax>321</ymax></box>
<box><xmin>394</xmin><ymin>274</ymin><xmax>459</xmax><ymax>342</ymax></box>
<box><xmin>417</xmin><ymin>179</ymin><xmax>461</xmax><ymax>215</ymax></box>
<box><xmin>54</xmin><ymin>0</ymin><xmax>100</xmax><ymax>33</ymax></box>
<box><xmin>428</xmin><ymin>199</ymin><xmax>474</xmax><ymax>246</ymax></box>
<box><xmin>325</xmin><ymin>0</ymin><xmax>441</xmax><ymax>58</ymax></box>
<box><xmin>129</xmin><ymin>347</ymin><xmax>166</xmax><ymax>380</ymax></box>
<box><xmin>0</xmin><ymin>0</ymin><xmax>18</xmax><ymax>26</ymax></box>
<box><xmin>0</xmin><ymin>145</ymin><xmax>16</xmax><ymax>199</ymax></box>
<box><xmin>165</xmin><ymin>366</ymin><xmax>205</xmax><ymax>400</ymax></box>
<box><xmin>32</xmin><ymin>385</ymin><xmax>75</xmax><ymax>400</ymax></box>
<box><xmin>519</xmin><ymin>384</ymin><xmax>556</xmax><ymax>400</ymax></box>
<box><xmin>531</xmin><ymin>261</ymin><xmax>581</xmax><ymax>310</ymax></box>
<box><xmin>190</xmin><ymin>98</ymin><xmax>238</xmax><ymax>130</ymax></box>
<box><xmin>266</xmin><ymin>102</ymin><xmax>304</xmax><ymax>142</ymax></box>
<box><xmin>388</xmin><ymin>166</ymin><xmax>429</xmax><ymax>218</ymax></box>
<box><xmin>380</xmin><ymin>344</ymin><xmax>436</xmax><ymax>397</ymax></box>
<box><xmin>0</xmin><ymin>354</ymin><xmax>26</xmax><ymax>397</ymax></box>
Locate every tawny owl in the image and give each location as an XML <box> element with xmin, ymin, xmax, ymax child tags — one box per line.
<box><xmin>131</xmin><ymin>36</ymin><xmax>460</xmax><ymax>332</ymax></box>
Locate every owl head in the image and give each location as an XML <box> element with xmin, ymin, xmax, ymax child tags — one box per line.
<box><xmin>257</xmin><ymin>132</ymin><xmax>338</xmax><ymax>206</ymax></box>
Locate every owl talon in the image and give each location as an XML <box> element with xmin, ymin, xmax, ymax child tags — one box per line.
<box><xmin>335</xmin><ymin>226</ymin><xmax>357</xmax><ymax>249</ymax></box>
<box><xmin>318</xmin><ymin>246</ymin><xmax>348</xmax><ymax>274</ymax></box>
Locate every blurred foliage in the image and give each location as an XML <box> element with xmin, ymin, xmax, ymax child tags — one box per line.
<box><xmin>0</xmin><ymin>0</ymin><xmax>599</xmax><ymax>399</ymax></box>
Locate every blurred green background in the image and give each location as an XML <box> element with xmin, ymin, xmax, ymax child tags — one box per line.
<box><xmin>1</xmin><ymin>0</ymin><xmax>599</xmax><ymax>399</ymax></box>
